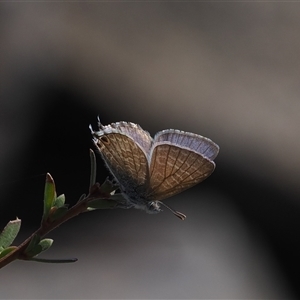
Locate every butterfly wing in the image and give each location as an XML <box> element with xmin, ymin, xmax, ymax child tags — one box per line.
<box><xmin>154</xmin><ymin>129</ymin><xmax>219</xmax><ymax>160</ymax></box>
<box><xmin>147</xmin><ymin>142</ymin><xmax>216</xmax><ymax>201</ymax></box>
<box><xmin>93</xmin><ymin>131</ymin><xmax>149</xmax><ymax>191</ymax></box>
<box><xmin>99</xmin><ymin>121</ymin><xmax>153</xmax><ymax>156</ymax></box>
<box><xmin>91</xmin><ymin>124</ymin><xmax>219</xmax><ymax>204</ymax></box>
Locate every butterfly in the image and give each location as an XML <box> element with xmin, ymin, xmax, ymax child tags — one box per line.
<box><xmin>90</xmin><ymin>118</ymin><xmax>219</xmax><ymax>220</ymax></box>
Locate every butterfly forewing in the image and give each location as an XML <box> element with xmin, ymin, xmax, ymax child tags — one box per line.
<box><xmin>110</xmin><ymin>122</ymin><xmax>153</xmax><ymax>156</ymax></box>
<box><xmin>94</xmin><ymin>133</ymin><xmax>149</xmax><ymax>189</ymax></box>
<box><xmin>147</xmin><ymin>143</ymin><xmax>215</xmax><ymax>201</ymax></box>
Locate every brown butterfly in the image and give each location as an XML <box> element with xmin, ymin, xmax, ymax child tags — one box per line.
<box><xmin>90</xmin><ymin>119</ymin><xmax>219</xmax><ymax>220</ymax></box>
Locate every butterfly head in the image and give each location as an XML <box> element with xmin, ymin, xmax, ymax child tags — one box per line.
<box><xmin>146</xmin><ymin>201</ymin><xmax>162</xmax><ymax>214</ymax></box>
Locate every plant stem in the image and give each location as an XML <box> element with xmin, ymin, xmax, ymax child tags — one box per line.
<box><xmin>0</xmin><ymin>194</ymin><xmax>91</xmax><ymax>269</ymax></box>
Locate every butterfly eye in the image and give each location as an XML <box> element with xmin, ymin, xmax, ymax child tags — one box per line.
<box><xmin>100</xmin><ymin>136</ymin><xmax>109</xmax><ymax>144</ymax></box>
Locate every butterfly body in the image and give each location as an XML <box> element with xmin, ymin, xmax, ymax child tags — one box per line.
<box><xmin>90</xmin><ymin>120</ymin><xmax>219</xmax><ymax>219</ymax></box>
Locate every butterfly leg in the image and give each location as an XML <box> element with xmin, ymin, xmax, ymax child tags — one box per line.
<box><xmin>115</xmin><ymin>202</ymin><xmax>134</xmax><ymax>210</ymax></box>
<box><xmin>109</xmin><ymin>193</ymin><xmax>133</xmax><ymax>209</ymax></box>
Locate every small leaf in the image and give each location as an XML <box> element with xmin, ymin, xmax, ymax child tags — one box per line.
<box><xmin>0</xmin><ymin>218</ymin><xmax>21</xmax><ymax>248</ymax></box>
<box><xmin>54</xmin><ymin>194</ymin><xmax>65</xmax><ymax>208</ymax></box>
<box><xmin>26</xmin><ymin>245</ymin><xmax>43</xmax><ymax>258</ymax></box>
<box><xmin>43</xmin><ymin>173</ymin><xmax>56</xmax><ymax>221</ymax></box>
<box><xmin>99</xmin><ymin>177</ymin><xmax>119</xmax><ymax>194</ymax></box>
<box><xmin>49</xmin><ymin>206</ymin><xmax>68</xmax><ymax>222</ymax></box>
<box><xmin>89</xmin><ymin>182</ymin><xmax>112</xmax><ymax>200</ymax></box>
<box><xmin>77</xmin><ymin>193</ymin><xmax>86</xmax><ymax>203</ymax></box>
<box><xmin>86</xmin><ymin>207</ymin><xmax>96</xmax><ymax>211</ymax></box>
<box><xmin>39</xmin><ymin>239</ymin><xmax>53</xmax><ymax>252</ymax></box>
<box><xmin>87</xmin><ymin>199</ymin><xmax>117</xmax><ymax>209</ymax></box>
<box><xmin>24</xmin><ymin>234</ymin><xmax>41</xmax><ymax>255</ymax></box>
<box><xmin>25</xmin><ymin>238</ymin><xmax>53</xmax><ymax>258</ymax></box>
<box><xmin>0</xmin><ymin>246</ymin><xmax>18</xmax><ymax>259</ymax></box>
<box><xmin>89</xmin><ymin>149</ymin><xmax>97</xmax><ymax>189</ymax></box>
<box><xmin>110</xmin><ymin>193</ymin><xmax>127</xmax><ymax>203</ymax></box>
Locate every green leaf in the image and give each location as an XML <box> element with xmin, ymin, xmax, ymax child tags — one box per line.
<box><xmin>39</xmin><ymin>239</ymin><xmax>53</xmax><ymax>252</ymax></box>
<box><xmin>24</xmin><ymin>234</ymin><xmax>41</xmax><ymax>256</ymax></box>
<box><xmin>54</xmin><ymin>194</ymin><xmax>65</xmax><ymax>208</ymax></box>
<box><xmin>0</xmin><ymin>218</ymin><xmax>21</xmax><ymax>248</ymax></box>
<box><xmin>0</xmin><ymin>246</ymin><xmax>18</xmax><ymax>259</ymax></box>
<box><xmin>43</xmin><ymin>173</ymin><xmax>56</xmax><ymax>221</ymax></box>
<box><xmin>49</xmin><ymin>206</ymin><xmax>68</xmax><ymax>222</ymax></box>
<box><xmin>99</xmin><ymin>177</ymin><xmax>119</xmax><ymax>194</ymax></box>
<box><xmin>109</xmin><ymin>193</ymin><xmax>126</xmax><ymax>203</ymax></box>
<box><xmin>77</xmin><ymin>193</ymin><xmax>86</xmax><ymax>203</ymax></box>
<box><xmin>86</xmin><ymin>207</ymin><xmax>96</xmax><ymax>211</ymax></box>
<box><xmin>87</xmin><ymin>199</ymin><xmax>117</xmax><ymax>209</ymax></box>
<box><xmin>25</xmin><ymin>238</ymin><xmax>53</xmax><ymax>258</ymax></box>
<box><xmin>89</xmin><ymin>149</ymin><xmax>97</xmax><ymax>189</ymax></box>
<box><xmin>26</xmin><ymin>244</ymin><xmax>43</xmax><ymax>258</ymax></box>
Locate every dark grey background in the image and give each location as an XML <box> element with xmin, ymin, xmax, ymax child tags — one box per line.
<box><xmin>0</xmin><ymin>3</ymin><xmax>299</xmax><ymax>299</ymax></box>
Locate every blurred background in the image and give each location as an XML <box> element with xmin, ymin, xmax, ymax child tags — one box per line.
<box><xmin>1</xmin><ymin>2</ymin><xmax>300</xmax><ymax>299</ymax></box>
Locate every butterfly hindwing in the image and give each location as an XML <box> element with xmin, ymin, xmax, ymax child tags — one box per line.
<box><xmin>154</xmin><ymin>129</ymin><xmax>219</xmax><ymax>160</ymax></box>
<box><xmin>147</xmin><ymin>143</ymin><xmax>215</xmax><ymax>201</ymax></box>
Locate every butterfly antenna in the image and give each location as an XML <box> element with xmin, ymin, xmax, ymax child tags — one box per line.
<box><xmin>158</xmin><ymin>201</ymin><xmax>186</xmax><ymax>220</ymax></box>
